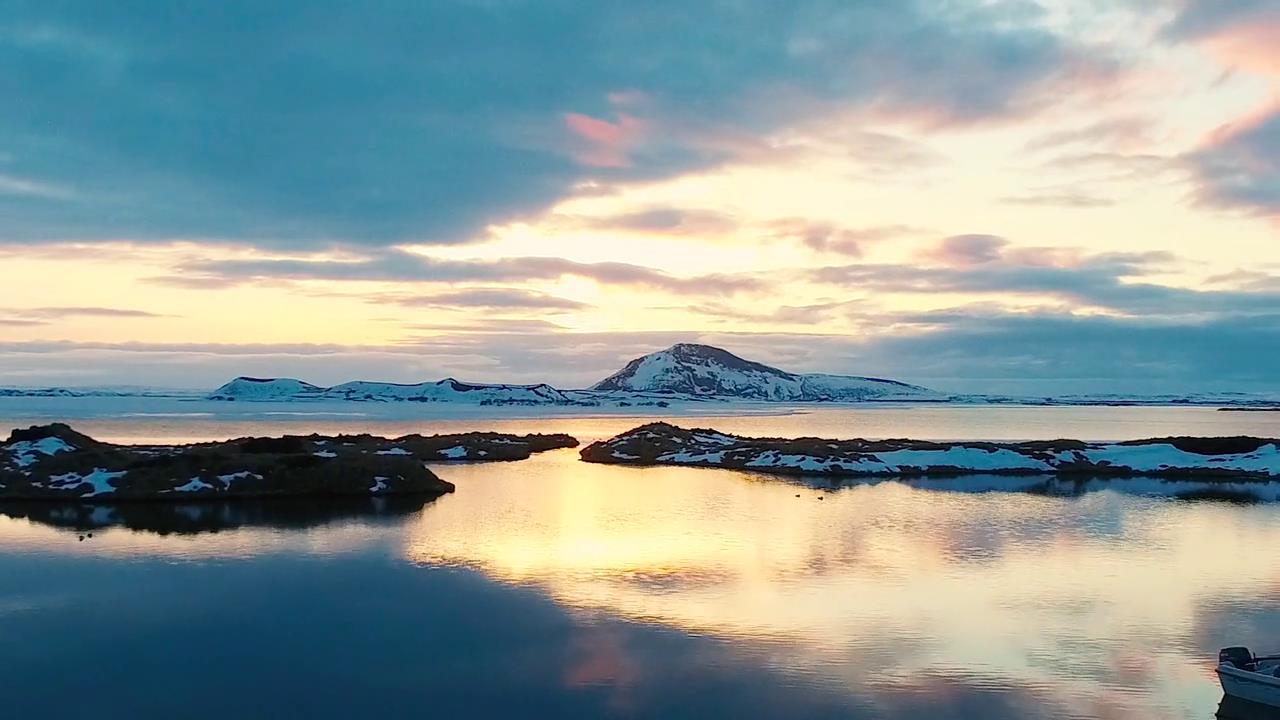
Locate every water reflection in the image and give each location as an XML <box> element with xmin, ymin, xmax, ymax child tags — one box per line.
<box><xmin>1217</xmin><ymin>696</ymin><xmax>1280</xmax><ymax>720</ymax></box>
<box><xmin>0</xmin><ymin>495</ymin><xmax>435</xmax><ymax>534</ymax></box>
<box><xmin>403</xmin><ymin>453</ymin><xmax>1280</xmax><ymax>717</ymax></box>
<box><xmin>3</xmin><ymin>446</ymin><xmax>1279</xmax><ymax>716</ymax></box>
<box><xmin>781</xmin><ymin>473</ymin><xmax>1280</xmax><ymax>503</ymax></box>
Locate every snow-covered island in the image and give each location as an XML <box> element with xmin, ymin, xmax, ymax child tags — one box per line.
<box><xmin>581</xmin><ymin>423</ymin><xmax>1280</xmax><ymax>480</ymax></box>
<box><xmin>1</xmin><ymin>423</ymin><xmax>577</xmax><ymax>501</ymax></box>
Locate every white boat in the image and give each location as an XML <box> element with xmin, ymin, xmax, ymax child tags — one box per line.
<box><xmin>1218</xmin><ymin>647</ymin><xmax>1280</xmax><ymax>708</ymax></box>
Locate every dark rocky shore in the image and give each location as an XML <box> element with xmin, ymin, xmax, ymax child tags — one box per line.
<box><xmin>581</xmin><ymin>423</ymin><xmax>1280</xmax><ymax>480</ymax></box>
<box><xmin>1</xmin><ymin>423</ymin><xmax>578</xmax><ymax>501</ymax></box>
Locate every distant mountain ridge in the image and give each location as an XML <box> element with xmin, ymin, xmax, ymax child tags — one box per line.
<box><xmin>590</xmin><ymin>343</ymin><xmax>940</xmax><ymax>401</ymax></box>
<box><xmin>210</xmin><ymin>376</ymin><xmax>581</xmax><ymax>405</ymax></box>
<box><xmin>208</xmin><ymin>343</ymin><xmax>938</xmax><ymax>404</ymax></box>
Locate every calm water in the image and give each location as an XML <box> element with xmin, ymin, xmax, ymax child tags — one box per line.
<box><xmin>3</xmin><ymin>402</ymin><xmax>1280</xmax><ymax>719</ymax></box>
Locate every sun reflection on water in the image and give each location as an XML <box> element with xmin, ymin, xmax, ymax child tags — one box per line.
<box><xmin>402</xmin><ymin>451</ymin><xmax>1280</xmax><ymax>717</ymax></box>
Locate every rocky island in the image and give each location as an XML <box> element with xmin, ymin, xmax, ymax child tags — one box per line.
<box><xmin>581</xmin><ymin>423</ymin><xmax>1280</xmax><ymax>480</ymax></box>
<box><xmin>1</xmin><ymin>423</ymin><xmax>578</xmax><ymax>501</ymax></box>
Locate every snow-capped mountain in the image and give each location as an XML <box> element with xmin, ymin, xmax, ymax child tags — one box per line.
<box><xmin>209</xmin><ymin>377</ymin><xmax>325</xmax><ymax>400</ymax></box>
<box><xmin>322</xmin><ymin>379</ymin><xmax>571</xmax><ymax>404</ymax></box>
<box><xmin>106</xmin><ymin>347</ymin><xmax>1280</xmax><ymax>406</ymax></box>
<box><xmin>0</xmin><ymin>387</ymin><xmax>198</xmax><ymax>398</ymax></box>
<box><xmin>589</xmin><ymin>343</ymin><xmax>940</xmax><ymax>401</ymax></box>
<box><xmin>208</xmin><ymin>345</ymin><xmax>937</xmax><ymax>405</ymax></box>
<box><xmin>210</xmin><ymin>376</ymin><xmax>579</xmax><ymax>405</ymax></box>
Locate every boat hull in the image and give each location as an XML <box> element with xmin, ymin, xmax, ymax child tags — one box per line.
<box><xmin>1219</xmin><ymin>665</ymin><xmax>1280</xmax><ymax>708</ymax></box>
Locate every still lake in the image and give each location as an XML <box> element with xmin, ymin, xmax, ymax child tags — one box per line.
<box><xmin>3</xmin><ymin>401</ymin><xmax>1280</xmax><ymax>719</ymax></box>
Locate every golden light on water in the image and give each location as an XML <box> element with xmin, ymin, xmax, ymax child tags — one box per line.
<box><xmin>391</xmin><ymin>453</ymin><xmax>1279</xmax><ymax>714</ymax></box>
<box><xmin>3</xmin><ymin>441</ymin><xmax>1278</xmax><ymax>716</ymax></box>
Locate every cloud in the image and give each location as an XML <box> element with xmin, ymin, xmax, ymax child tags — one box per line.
<box><xmin>0</xmin><ymin>173</ymin><xmax>74</xmax><ymax>199</ymax></box>
<box><xmin>1000</xmin><ymin>192</ymin><xmax>1115</xmax><ymax>208</ymax></box>
<box><xmin>1041</xmin><ymin>152</ymin><xmax>1179</xmax><ymax>183</ymax></box>
<box><xmin>558</xmin><ymin>207</ymin><xmax>740</xmax><ymax>236</ymax></box>
<box><xmin>855</xmin><ymin>311</ymin><xmax>1280</xmax><ymax>394</ymax></box>
<box><xmin>1186</xmin><ymin>110</ymin><xmax>1280</xmax><ymax>218</ymax></box>
<box><xmin>926</xmin><ymin>234</ymin><xmax>1010</xmax><ymax>266</ymax></box>
<box><xmin>684</xmin><ymin>299</ymin><xmax>863</xmax><ymax>325</ymax></box>
<box><xmin>0</xmin><ymin>0</ymin><xmax>1122</xmax><ymax>249</ymax></box>
<box><xmin>21</xmin><ymin>306</ymin><xmax>165</xmax><ymax>318</ymax></box>
<box><xmin>557</xmin><ymin>210</ymin><xmax>921</xmax><ymax>255</ymax></box>
<box><xmin>1206</xmin><ymin>269</ymin><xmax>1280</xmax><ymax>292</ymax></box>
<box><xmin>161</xmin><ymin>250</ymin><xmax>765</xmax><ymax>296</ymax></box>
<box><xmin>370</xmin><ymin>288</ymin><xmax>587</xmax><ymax>311</ymax></box>
<box><xmin>2</xmin><ymin>306</ymin><xmax>166</xmax><ymax>321</ymax></box>
<box><xmin>1165</xmin><ymin>0</ymin><xmax>1280</xmax><ymax>40</ymax></box>
<box><xmin>1022</xmin><ymin>117</ymin><xmax>1154</xmax><ymax>153</ymax></box>
<box><xmin>812</xmin><ymin>247</ymin><xmax>1280</xmax><ymax>317</ymax></box>
<box><xmin>767</xmin><ymin>220</ymin><xmax>921</xmax><ymax>257</ymax></box>
<box><xmin>1164</xmin><ymin>1</ymin><xmax>1280</xmax><ymax>75</ymax></box>
<box><xmin>563</xmin><ymin>111</ymin><xmax>648</xmax><ymax>169</ymax></box>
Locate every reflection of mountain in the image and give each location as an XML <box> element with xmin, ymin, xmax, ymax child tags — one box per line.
<box><xmin>0</xmin><ymin>495</ymin><xmax>435</xmax><ymax>535</ymax></box>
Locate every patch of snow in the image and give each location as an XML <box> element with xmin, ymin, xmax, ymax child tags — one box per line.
<box><xmin>1052</xmin><ymin>450</ymin><xmax>1082</xmax><ymax>463</ymax></box>
<box><xmin>375</xmin><ymin>447</ymin><xmax>411</xmax><ymax>456</ymax></box>
<box><xmin>313</xmin><ymin>450</ymin><xmax>337</xmax><ymax>458</ymax></box>
<box><xmin>439</xmin><ymin>446</ymin><xmax>468</xmax><ymax>459</ymax></box>
<box><xmin>1083</xmin><ymin>443</ymin><xmax>1280</xmax><ymax>476</ymax></box>
<box><xmin>659</xmin><ymin>450</ymin><xmax>728</xmax><ymax>463</ymax></box>
<box><xmin>370</xmin><ymin>476</ymin><xmax>389</xmax><ymax>492</ymax></box>
<box><xmin>742</xmin><ymin>453</ymin><xmax>892</xmax><ymax>473</ymax></box>
<box><xmin>877</xmin><ymin>447</ymin><xmax>1053</xmax><ymax>472</ymax></box>
<box><xmin>46</xmin><ymin>468</ymin><xmax>127</xmax><ymax>496</ymax></box>
<box><xmin>217</xmin><ymin>470</ymin><xmax>262</xmax><ymax>486</ymax></box>
<box><xmin>167</xmin><ymin>477</ymin><xmax>215</xmax><ymax>493</ymax></box>
<box><xmin>6</xmin><ymin>436</ymin><xmax>76</xmax><ymax>467</ymax></box>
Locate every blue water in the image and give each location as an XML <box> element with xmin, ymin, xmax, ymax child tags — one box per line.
<box><xmin>3</xmin><ymin>405</ymin><xmax>1280</xmax><ymax>719</ymax></box>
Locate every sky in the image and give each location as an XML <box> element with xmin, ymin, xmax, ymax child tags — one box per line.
<box><xmin>0</xmin><ymin>0</ymin><xmax>1277</xmax><ymax>394</ymax></box>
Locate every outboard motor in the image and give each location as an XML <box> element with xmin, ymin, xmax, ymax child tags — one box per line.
<box><xmin>1220</xmin><ymin>647</ymin><xmax>1255</xmax><ymax>669</ymax></box>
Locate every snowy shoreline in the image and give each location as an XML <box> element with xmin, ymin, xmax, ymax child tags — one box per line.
<box><xmin>581</xmin><ymin>423</ymin><xmax>1280</xmax><ymax>480</ymax></box>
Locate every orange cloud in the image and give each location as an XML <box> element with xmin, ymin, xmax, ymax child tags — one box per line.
<box><xmin>563</xmin><ymin>111</ymin><xmax>646</xmax><ymax>168</ymax></box>
<box><xmin>1205</xmin><ymin>19</ymin><xmax>1280</xmax><ymax>77</ymax></box>
<box><xmin>1188</xmin><ymin>8</ymin><xmax>1280</xmax><ymax>78</ymax></box>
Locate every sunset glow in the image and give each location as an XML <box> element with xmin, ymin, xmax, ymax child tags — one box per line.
<box><xmin>0</xmin><ymin>1</ymin><xmax>1276</xmax><ymax>394</ymax></box>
